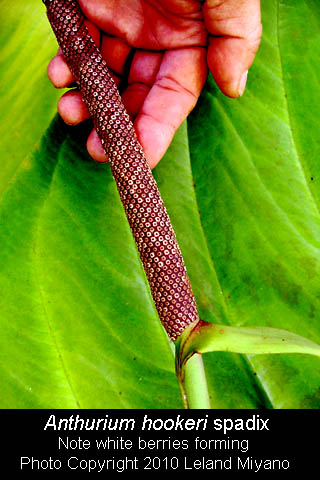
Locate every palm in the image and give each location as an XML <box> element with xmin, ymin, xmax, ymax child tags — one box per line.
<box><xmin>50</xmin><ymin>0</ymin><xmax>262</xmax><ymax>167</ymax></box>
<box><xmin>78</xmin><ymin>0</ymin><xmax>206</xmax><ymax>49</ymax></box>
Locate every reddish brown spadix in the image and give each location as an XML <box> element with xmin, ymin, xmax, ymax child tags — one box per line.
<box><xmin>43</xmin><ymin>0</ymin><xmax>200</xmax><ymax>341</ymax></box>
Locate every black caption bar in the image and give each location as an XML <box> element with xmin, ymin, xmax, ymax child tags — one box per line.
<box><xmin>2</xmin><ymin>409</ymin><xmax>318</xmax><ymax>475</ymax></box>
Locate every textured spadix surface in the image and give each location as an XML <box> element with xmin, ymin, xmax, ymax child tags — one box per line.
<box><xmin>0</xmin><ymin>0</ymin><xmax>320</xmax><ymax>408</ymax></box>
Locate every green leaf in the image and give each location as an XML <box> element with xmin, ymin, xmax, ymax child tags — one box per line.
<box><xmin>187</xmin><ymin>0</ymin><xmax>320</xmax><ymax>408</ymax></box>
<box><xmin>0</xmin><ymin>116</ymin><xmax>183</xmax><ymax>408</ymax></box>
<box><xmin>0</xmin><ymin>0</ymin><xmax>63</xmax><ymax>198</ymax></box>
<box><xmin>1</xmin><ymin>0</ymin><xmax>320</xmax><ymax>409</ymax></box>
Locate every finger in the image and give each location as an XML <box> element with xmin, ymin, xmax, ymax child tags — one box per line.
<box><xmin>100</xmin><ymin>34</ymin><xmax>132</xmax><ymax>75</ymax></box>
<box><xmin>87</xmin><ymin>129</ymin><xmax>107</xmax><ymax>162</ymax></box>
<box><xmin>47</xmin><ymin>55</ymin><xmax>75</xmax><ymax>88</ymax></box>
<box><xmin>55</xmin><ymin>74</ymin><xmax>120</xmax><ymax>126</ymax></box>
<box><xmin>121</xmin><ymin>50</ymin><xmax>162</xmax><ymax>117</ymax></box>
<box><xmin>203</xmin><ymin>0</ymin><xmax>262</xmax><ymax>97</ymax></box>
<box><xmin>134</xmin><ymin>48</ymin><xmax>207</xmax><ymax>168</ymax></box>
<box><xmin>57</xmin><ymin>90</ymin><xmax>91</xmax><ymax>125</ymax></box>
<box><xmin>47</xmin><ymin>20</ymin><xmax>101</xmax><ymax>88</ymax></box>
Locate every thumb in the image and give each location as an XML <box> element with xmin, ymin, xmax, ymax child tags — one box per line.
<box><xmin>203</xmin><ymin>0</ymin><xmax>262</xmax><ymax>97</ymax></box>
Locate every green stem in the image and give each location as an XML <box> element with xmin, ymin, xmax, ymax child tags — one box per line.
<box><xmin>178</xmin><ymin>353</ymin><xmax>211</xmax><ymax>409</ymax></box>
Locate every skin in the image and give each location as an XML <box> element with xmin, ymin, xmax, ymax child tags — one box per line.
<box><xmin>48</xmin><ymin>0</ymin><xmax>262</xmax><ymax>168</ymax></box>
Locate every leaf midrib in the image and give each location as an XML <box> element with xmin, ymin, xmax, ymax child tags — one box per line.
<box><xmin>32</xmin><ymin>143</ymin><xmax>81</xmax><ymax>409</ymax></box>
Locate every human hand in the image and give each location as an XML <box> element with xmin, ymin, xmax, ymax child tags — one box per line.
<box><xmin>47</xmin><ymin>0</ymin><xmax>262</xmax><ymax>168</ymax></box>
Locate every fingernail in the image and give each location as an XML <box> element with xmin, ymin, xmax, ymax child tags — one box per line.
<box><xmin>238</xmin><ymin>70</ymin><xmax>248</xmax><ymax>97</ymax></box>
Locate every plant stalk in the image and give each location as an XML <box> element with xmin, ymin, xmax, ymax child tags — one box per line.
<box><xmin>177</xmin><ymin>353</ymin><xmax>210</xmax><ymax>409</ymax></box>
